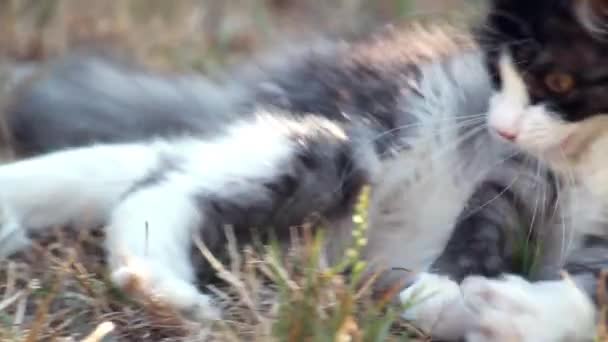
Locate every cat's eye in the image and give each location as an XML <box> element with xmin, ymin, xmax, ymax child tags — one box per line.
<box><xmin>544</xmin><ymin>72</ymin><xmax>574</xmax><ymax>94</ymax></box>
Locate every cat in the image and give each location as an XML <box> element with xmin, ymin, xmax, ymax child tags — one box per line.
<box><xmin>0</xmin><ymin>1</ymin><xmax>605</xmax><ymax>341</ymax></box>
<box><xmin>401</xmin><ymin>0</ymin><xmax>608</xmax><ymax>340</ymax></box>
<box><xmin>1</xmin><ymin>30</ymin><xmax>520</xmax><ymax>339</ymax></box>
<box><xmin>0</xmin><ymin>24</ymin><xmax>498</xmax><ymax>320</ymax></box>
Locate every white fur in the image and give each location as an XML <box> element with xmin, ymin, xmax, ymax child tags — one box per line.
<box><xmin>486</xmin><ymin>51</ymin><xmax>608</xmax><ymax>174</ymax></box>
<box><xmin>0</xmin><ymin>143</ymin><xmax>160</xmax><ymax>257</ymax></box>
<box><xmin>462</xmin><ymin>275</ymin><xmax>596</xmax><ymax>342</ymax></box>
<box><xmin>400</xmin><ymin>273</ymin><xmax>475</xmax><ymax>339</ymax></box>
<box><xmin>107</xmin><ymin>115</ymin><xmax>296</xmax><ymax>319</ymax></box>
<box><xmin>0</xmin><ymin>114</ymin><xmax>296</xmax><ymax>320</ymax></box>
<box><xmin>366</xmin><ymin>148</ymin><xmax>480</xmax><ymax>274</ymax></box>
<box><xmin>488</xmin><ymin>52</ymin><xmax>577</xmax><ymax>155</ymax></box>
<box><xmin>396</xmin><ymin>53</ymin><xmax>606</xmax><ymax>339</ymax></box>
<box><xmin>365</xmin><ymin>51</ymin><xmax>500</xmax><ymax>276</ymax></box>
<box><xmin>400</xmin><ymin>273</ymin><xmax>596</xmax><ymax>342</ymax></box>
<box><xmin>488</xmin><ymin>50</ymin><xmax>608</xmax><ymax>264</ymax></box>
<box><xmin>479</xmin><ymin>50</ymin><xmax>603</xmax><ymax>342</ymax></box>
<box><xmin>486</xmin><ymin>54</ymin><xmax>528</xmax><ymax>138</ymax></box>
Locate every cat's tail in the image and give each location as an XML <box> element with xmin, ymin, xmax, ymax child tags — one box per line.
<box><xmin>2</xmin><ymin>53</ymin><xmax>251</xmax><ymax>157</ymax></box>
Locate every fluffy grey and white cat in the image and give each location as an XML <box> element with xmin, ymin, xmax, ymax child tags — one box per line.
<box><xmin>1</xmin><ymin>1</ymin><xmax>607</xmax><ymax>341</ymax></box>
<box><xmin>402</xmin><ymin>0</ymin><xmax>608</xmax><ymax>340</ymax></box>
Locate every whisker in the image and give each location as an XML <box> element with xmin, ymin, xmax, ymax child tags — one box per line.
<box><xmin>456</xmin><ymin>150</ymin><xmax>523</xmax><ymax>222</ymax></box>
<box><xmin>371</xmin><ymin>114</ymin><xmax>487</xmax><ymax>143</ymax></box>
<box><xmin>377</xmin><ymin>117</ymin><xmax>487</xmax><ymax>159</ymax></box>
<box><xmin>558</xmin><ymin>147</ymin><xmax>577</xmax><ymax>266</ymax></box>
<box><xmin>526</xmin><ymin>156</ymin><xmax>541</xmax><ymax>243</ymax></box>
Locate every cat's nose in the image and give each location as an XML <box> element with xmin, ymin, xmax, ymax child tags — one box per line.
<box><xmin>495</xmin><ymin>129</ymin><xmax>517</xmax><ymax>141</ymax></box>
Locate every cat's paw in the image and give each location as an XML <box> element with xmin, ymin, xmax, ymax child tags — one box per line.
<box><xmin>399</xmin><ymin>273</ymin><xmax>474</xmax><ymax>339</ymax></box>
<box><xmin>111</xmin><ymin>264</ymin><xmax>220</xmax><ymax>322</ymax></box>
<box><xmin>462</xmin><ymin>275</ymin><xmax>596</xmax><ymax>342</ymax></box>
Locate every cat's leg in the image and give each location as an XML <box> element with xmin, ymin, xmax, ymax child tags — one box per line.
<box><xmin>457</xmin><ymin>236</ymin><xmax>608</xmax><ymax>341</ymax></box>
<box><xmin>398</xmin><ymin>272</ymin><xmax>474</xmax><ymax>339</ymax></box>
<box><xmin>400</xmin><ymin>271</ymin><xmax>596</xmax><ymax>342</ymax></box>
<box><xmin>400</xmin><ymin>274</ymin><xmax>595</xmax><ymax>342</ymax></box>
<box><xmin>0</xmin><ymin>143</ymin><xmax>161</xmax><ymax>257</ymax></box>
<box><xmin>400</xmin><ymin>209</ymin><xmax>511</xmax><ymax>337</ymax></box>
<box><xmin>397</xmin><ymin>180</ymin><xmax>517</xmax><ymax>338</ymax></box>
<box><xmin>396</xmin><ymin>212</ymin><xmax>507</xmax><ymax>340</ymax></box>
<box><xmin>398</xmin><ymin>166</ymin><xmax>555</xmax><ymax>340</ymax></box>
<box><xmin>105</xmin><ymin>181</ymin><xmax>219</xmax><ymax>320</ymax></box>
<box><xmin>103</xmin><ymin>113</ymin><xmax>375</xmax><ymax>320</ymax></box>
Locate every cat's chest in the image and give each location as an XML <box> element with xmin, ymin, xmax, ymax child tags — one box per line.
<box><xmin>571</xmin><ymin>134</ymin><xmax>608</xmax><ymax>202</ymax></box>
<box><xmin>547</xmin><ymin>134</ymin><xmax>608</xmax><ymax>236</ymax></box>
<box><xmin>560</xmin><ymin>177</ymin><xmax>608</xmax><ymax>238</ymax></box>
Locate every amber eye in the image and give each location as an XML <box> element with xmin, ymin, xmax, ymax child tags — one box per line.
<box><xmin>544</xmin><ymin>72</ymin><xmax>574</xmax><ymax>94</ymax></box>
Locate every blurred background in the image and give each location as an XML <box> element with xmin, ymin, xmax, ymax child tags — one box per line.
<box><xmin>0</xmin><ymin>0</ymin><xmax>482</xmax><ymax>73</ymax></box>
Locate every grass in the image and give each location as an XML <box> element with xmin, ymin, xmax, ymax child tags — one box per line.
<box><xmin>262</xmin><ymin>186</ymin><xmax>417</xmax><ymax>342</ymax></box>
<box><xmin>0</xmin><ymin>0</ymin><xmax>473</xmax><ymax>71</ymax></box>
<box><xmin>0</xmin><ymin>186</ymin><xmax>428</xmax><ymax>341</ymax></box>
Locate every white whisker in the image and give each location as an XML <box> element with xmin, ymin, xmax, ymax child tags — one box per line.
<box><xmin>456</xmin><ymin>150</ymin><xmax>522</xmax><ymax>222</ymax></box>
<box><xmin>372</xmin><ymin>115</ymin><xmax>486</xmax><ymax>144</ymax></box>
<box><xmin>526</xmin><ymin>156</ymin><xmax>541</xmax><ymax>243</ymax></box>
<box><xmin>557</xmin><ymin>147</ymin><xmax>577</xmax><ymax>266</ymax></box>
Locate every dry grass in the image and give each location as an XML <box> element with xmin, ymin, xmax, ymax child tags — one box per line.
<box><xmin>0</xmin><ymin>226</ymin><xmax>202</xmax><ymax>341</ymax></box>
<box><xmin>0</xmin><ymin>0</ymin><xmax>475</xmax><ymax>72</ymax></box>
<box><xmin>0</xmin><ymin>187</ymin><xmax>426</xmax><ymax>341</ymax></box>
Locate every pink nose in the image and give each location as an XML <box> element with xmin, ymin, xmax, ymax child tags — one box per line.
<box><xmin>495</xmin><ymin>129</ymin><xmax>517</xmax><ymax>141</ymax></box>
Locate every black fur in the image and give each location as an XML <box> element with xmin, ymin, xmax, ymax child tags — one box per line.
<box><xmin>478</xmin><ymin>0</ymin><xmax>608</xmax><ymax>122</ymax></box>
<box><xmin>4</xmin><ymin>54</ymin><xmax>247</xmax><ymax>156</ymax></box>
<box><xmin>4</xmin><ymin>27</ymin><xmax>472</xmax><ymax>157</ymax></box>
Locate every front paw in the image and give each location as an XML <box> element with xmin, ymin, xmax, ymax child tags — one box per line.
<box><xmin>399</xmin><ymin>273</ymin><xmax>474</xmax><ymax>340</ymax></box>
<box><xmin>462</xmin><ymin>275</ymin><xmax>596</xmax><ymax>342</ymax></box>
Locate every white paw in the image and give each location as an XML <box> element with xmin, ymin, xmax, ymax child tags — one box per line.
<box><xmin>111</xmin><ymin>264</ymin><xmax>220</xmax><ymax>321</ymax></box>
<box><xmin>399</xmin><ymin>273</ymin><xmax>474</xmax><ymax>339</ymax></box>
<box><xmin>462</xmin><ymin>275</ymin><xmax>596</xmax><ymax>342</ymax></box>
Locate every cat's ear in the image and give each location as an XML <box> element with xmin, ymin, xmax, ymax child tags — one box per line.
<box><xmin>574</xmin><ymin>0</ymin><xmax>608</xmax><ymax>36</ymax></box>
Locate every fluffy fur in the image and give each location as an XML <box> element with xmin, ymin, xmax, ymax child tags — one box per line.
<box><xmin>2</xmin><ymin>3</ymin><xmax>607</xmax><ymax>341</ymax></box>
<box><xmin>399</xmin><ymin>1</ymin><xmax>608</xmax><ymax>340</ymax></box>
<box><xmin>0</xmin><ymin>27</ymin><xmax>513</xmax><ymax>338</ymax></box>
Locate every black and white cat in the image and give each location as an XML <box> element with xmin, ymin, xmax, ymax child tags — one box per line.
<box><xmin>403</xmin><ymin>0</ymin><xmax>608</xmax><ymax>340</ymax></box>
<box><xmin>0</xmin><ymin>1</ymin><xmax>606</xmax><ymax>341</ymax></box>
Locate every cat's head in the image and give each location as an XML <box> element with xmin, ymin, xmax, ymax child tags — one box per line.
<box><xmin>478</xmin><ymin>0</ymin><xmax>608</xmax><ymax>171</ymax></box>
